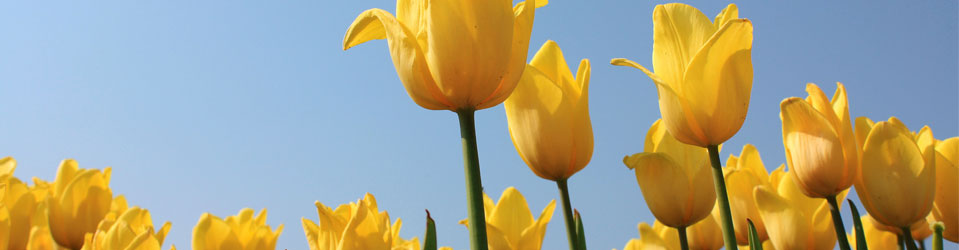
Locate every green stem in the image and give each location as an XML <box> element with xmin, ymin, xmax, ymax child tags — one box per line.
<box><xmin>932</xmin><ymin>222</ymin><xmax>944</xmax><ymax>250</ymax></box>
<box><xmin>827</xmin><ymin>195</ymin><xmax>852</xmax><ymax>250</ymax></box>
<box><xmin>557</xmin><ymin>179</ymin><xmax>579</xmax><ymax>250</ymax></box>
<box><xmin>902</xmin><ymin>227</ymin><xmax>919</xmax><ymax>250</ymax></box>
<box><xmin>678</xmin><ymin>225</ymin><xmax>690</xmax><ymax>250</ymax></box>
<box><xmin>848</xmin><ymin>199</ymin><xmax>868</xmax><ymax>250</ymax></box>
<box><xmin>707</xmin><ymin>145</ymin><xmax>738</xmax><ymax>250</ymax></box>
<box><xmin>899</xmin><ymin>233</ymin><xmax>906</xmax><ymax>250</ymax></box>
<box><xmin>457</xmin><ymin>110</ymin><xmax>489</xmax><ymax>250</ymax></box>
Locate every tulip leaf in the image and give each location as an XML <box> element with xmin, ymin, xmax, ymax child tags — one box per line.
<box><xmin>847</xmin><ymin>199</ymin><xmax>867</xmax><ymax>250</ymax></box>
<box><xmin>747</xmin><ymin>219</ymin><xmax>763</xmax><ymax>250</ymax></box>
<box><xmin>424</xmin><ymin>210</ymin><xmax>437</xmax><ymax>250</ymax></box>
<box><xmin>575</xmin><ymin>209</ymin><xmax>587</xmax><ymax>250</ymax></box>
<box><xmin>932</xmin><ymin>221</ymin><xmax>944</xmax><ymax>250</ymax></box>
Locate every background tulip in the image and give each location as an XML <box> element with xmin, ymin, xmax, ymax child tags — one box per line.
<box><xmin>754</xmin><ymin>166</ymin><xmax>845</xmax><ymax>250</ymax></box>
<box><xmin>505</xmin><ymin>40</ymin><xmax>592</xmax><ymax>181</ymax></box>
<box><xmin>722</xmin><ymin>145</ymin><xmax>771</xmax><ymax>245</ymax></box>
<box><xmin>611</xmin><ymin>3</ymin><xmax>753</xmax><ymax>147</ymax></box>
<box><xmin>459</xmin><ymin>187</ymin><xmax>555</xmax><ymax>250</ymax></box>
<box><xmin>0</xmin><ymin>157</ymin><xmax>39</xmax><ymax>250</ymax></box>
<box><xmin>193</xmin><ymin>208</ymin><xmax>283</xmax><ymax>250</ymax></box>
<box><xmin>780</xmin><ymin>83</ymin><xmax>858</xmax><ymax>198</ymax></box>
<box><xmin>48</xmin><ymin>159</ymin><xmax>114</xmax><ymax>250</ymax></box>
<box><xmin>654</xmin><ymin>209</ymin><xmax>725</xmax><ymax>250</ymax></box>
<box><xmin>302</xmin><ymin>193</ymin><xmax>416</xmax><ymax>250</ymax></box>
<box><xmin>343</xmin><ymin>0</ymin><xmax>547</xmax><ymax>111</ymax></box>
<box><xmin>932</xmin><ymin>137</ymin><xmax>957</xmax><ymax>242</ymax></box>
<box><xmin>80</xmin><ymin>207</ymin><xmax>172</xmax><ymax>250</ymax></box>
<box><xmin>855</xmin><ymin>117</ymin><xmax>936</xmax><ymax>229</ymax></box>
<box><xmin>848</xmin><ymin>215</ymin><xmax>900</xmax><ymax>250</ymax></box>
<box><xmin>624</xmin><ymin>119</ymin><xmax>715</xmax><ymax>228</ymax></box>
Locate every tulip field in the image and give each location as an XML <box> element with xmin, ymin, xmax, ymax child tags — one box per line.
<box><xmin>0</xmin><ymin>1</ymin><xmax>956</xmax><ymax>250</ymax></box>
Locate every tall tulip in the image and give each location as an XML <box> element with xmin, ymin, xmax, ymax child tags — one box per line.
<box><xmin>754</xmin><ymin>165</ymin><xmax>845</xmax><ymax>250</ymax></box>
<box><xmin>931</xmin><ymin>137</ymin><xmax>957</xmax><ymax>242</ymax></box>
<box><xmin>48</xmin><ymin>159</ymin><xmax>114</xmax><ymax>250</ymax></box>
<box><xmin>302</xmin><ymin>193</ymin><xmax>419</xmax><ymax>250</ymax></box>
<box><xmin>611</xmin><ymin>4</ymin><xmax>754</xmax><ymax>249</ymax></box>
<box><xmin>624</xmin><ymin>119</ymin><xmax>716</xmax><ymax>249</ymax></box>
<box><xmin>504</xmin><ymin>40</ymin><xmax>591</xmax><ymax>250</ymax></box>
<box><xmin>343</xmin><ymin>1</ymin><xmax>547</xmax><ymax>248</ymax></box>
<box><xmin>193</xmin><ymin>208</ymin><xmax>283</xmax><ymax>250</ymax></box>
<box><xmin>855</xmin><ymin>117</ymin><xmax>936</xmax><ymax>250</ymax></box>
<box><xmin>779</xmin><ymin>82</ymin><xmax>857</xmax><ymax>249</ymax></box>
<box><xmin>722</xmin><ymin>145</ymin><xmax>772</xmax><ymax>246</ymax></box>
<box><xmin>458</xmin><ymin>187</ymin><xmax>556</xmax><ymax>250</ymax></box>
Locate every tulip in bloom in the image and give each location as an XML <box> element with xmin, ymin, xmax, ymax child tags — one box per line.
<box><xmin>80</xmin><ymin>207</ymin><xmax>173</xmax><ymax>250</ymax></box>
<box><xmin>931</xmin><ymin>137</ymin><xmax>957</xmax><ymax>242</ymax></box>
<box><xmin>617</xmin><ymin>216</ymin><xmax>728</xmax><ymax>250</ymax></box>
<box><xmin>854</xmin><ymin>117</ymin><xmax>936</xmax><ymax>229</ymax></box>
<box><xmin>612</xmin><ymin>3</ymin><xmax>753</xmax><ymax>147</ymax></box>
<box><xmin>722</xmin><ymin>145</ymin><xmax>772</xmax><ymax>245</ymax></box>
<box><xmin>624</xmin><ymin>119</ymin><xmax>715</xmax><ymax>228</ymax></box>
<box><xmin>459</xmin><ymin>187</ymin><xmax>556</xmax><ymax>250</ymax></box>
<box><xmin>504</xmin><ymin>40</ymin><xmax>592</xmax><ymax>181</ymax></box>
<box><xmin>0</xmin><ymin>157</ymin><xmax>40</xmax><ymax>250</ymax></box>
<box><xmin>343</xmin><ymin>0</ymin><xmax>547</xmax><ymax>111</ymax></box>
<box><xmin>779</xmin><ymin>83</ymin><xmax>858</xmax><ymax>198</ymax></box>
<box><xmin>48</xmin><ymin>159</ymin><xmax>115</xmax><ymax>250</ymax></box>
<box><xmin>193</xmin><ymin>208</ymin><xmax>283</xmax><ymax>250</ymax></box>
<box><xmin>754</xmin><ymin>166</ymin><xmax>845</xmax><ymax>250</ymax></box>
<box><xmin>848</xmin><ymin>215</ymin><xmax>899</xmax><ymax>250</ymax></box>
<box><xmin>302</xmin><ymin>193</ymin><xmax>419</xmax><ymax>250</ymax></box>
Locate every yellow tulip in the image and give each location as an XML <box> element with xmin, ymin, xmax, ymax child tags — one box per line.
<box><xmin>27</xmin><ymin>226</ymin><xmax>58</xmax><ymax>250</ymax></box>
<box><xmin>48</xmin><ymin>159</ymin><xmax>114</xmax><ymax>250</ymax></box>
<box><xmin>931</xmin><ymin>137</ymin><xmax>957</xmax><ymax>242</ymax></box>
<box><xmin>754</xmin><ymin>166</ymin><xmax>845</xmax><ymax>250</ymax></box>
<box><xmin>611</xmin><ymin>3</ymin><xmax>753</xmax><ymax>147</ymax></box>
<box><xmin>193</xmin><ymin>208</ymin><xmax>283</xmax><ymax>250</ymax></box>
<box><xmin>303</xmin><ymin>193</ymin><xmax>418</xmax><ymax>250</ymax></box>
<box><xmin>504</xmin><ymin>40</ymin><xmax>592</xmax><ymax>181</ymax></box>
<box><xmin>0</xmin><ymin>156</ymin><xmax>14</xmax><ymax>179</ymax></box>
<box><xmin>343</xmin><ymin>0</ymin><xmax>547</xmax><ymax>111</ymax></box>
<box><xmin>722</xmin><ymin>144</ymin><xmax>771</xmax><ymax>245</ymax></box>
<box><xmin>80</xmin><ymin>207</ymin><xmax>172</xmax><ymax>250</ymax></box>
<box><xmin>855</xmin><ymin>117</ymin><xmax>936</xmax><ymax>228</ymax></box>
<box><xmin>848</xmin><ymin>215</ymin><xmax>899</xmax><ymax>250</ymax></box>
<box><xmin>866</xmin><ymin>213</ymin><xmax>933</xmax><ymax>242</ymax></box>
<box><xmin>0</xmin><ymin>157</ymin><xmax>39</xmax><ymax>250</ymax></box>
<box><xmin>617</xmin><ymin>218</ymin><xmax>726</xmax><ymax>250</ymax></box>
<box><xmin>27</xmin><ymin>178</ymin><xmax>58</xmax><ymax>250</ymax></box>
<box><xmin>779</xmin><ymin>83</ymin><xmax>858</xmax><ymax>198</ymax></box>
<box><xmin>624</xmin><ymin>119</ymin><xmax>715</xmax><ymax>228</ymax></box>
<box><xmin>458</xmin><ymin>187</ymin><xmax>556</xmax><ymax>250</ymax></box>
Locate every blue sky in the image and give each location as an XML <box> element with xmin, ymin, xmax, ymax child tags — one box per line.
<box><xmin>1</xmin><ymin>1</ymin><xmax>956</xmax><ymax>249</ymax></box>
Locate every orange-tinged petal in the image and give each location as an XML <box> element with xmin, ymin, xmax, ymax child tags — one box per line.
<box><xmin>681</xmin><ymin>19</ymin><xmax>753</xmax><ymax>146</ymax></box>
<box><xmin>933</xmin><ymin>137</ymin><xmax>958</xmax><ymax>242</ymax></box>
<box><xmin>780</xmin><ymin>97</ymin><xmax>847</xmax><ymax>198</ymax></box>
<box><xmin>857</xmin><ymin>118</ymin><xmax>936</xmax><ymax>228</ymax></box>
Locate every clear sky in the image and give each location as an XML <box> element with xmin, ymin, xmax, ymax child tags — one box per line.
<box><xmin>1</xmin><ymin>1</ymin><xmax>956</xmax><ymax>249</ymax></box>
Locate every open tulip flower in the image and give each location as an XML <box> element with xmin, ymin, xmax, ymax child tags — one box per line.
<box><xmin>754</xmin><ymin>165</ymin><xmax>846</xmax><ymax>250</ymax></box>
<box><xmin>624</xmin><ymin>119</ymin><xmax>715</xmax><ymax>235</ymax></box>
<box><xmin>611</xmin><ymin>3</ymin><xmax>753</xmax><ymax>148</ymax></box>
<box><xmin>48</xmin><ymin>159</ymin><xmax>115</xmax><ymax>250</ymax></box>
<box><xmin>0</xmin><ymin>157</ymin><xmax>40</xmax><ymax>250</ymax></box>
<box><xmin>80</xmin><ymin>207</ymin><xmax>173</xmax><ymax>250</ymax></box>
<box><xmin>854</xmin><ymin>117</ymin><xmax>936</xmax><ymax>240</ymax></box>
<box><xmin>459</xmin><ymin>187</ymin><xmax>556</xmax><ymax>250</ymax></box>
<box><xmin>343</xmin><ymin>0</ymin><xmax>547</xmax><ymax>111</ymax></box>
<box><xmin>302</xmin><ymin>193</ymin><xmax>418</xmax><ymax>250</ymax></box>
<box><xmin>722</xmin><ymin>145</ymin><xmax>772</xmax><ymax>246</ymax></box>
<box><xmin>931</xmin><ymin>137</ymin><xmax>957</xmax><ymax>242</ymax></box>
<box><xmin>193</xmin><ymin>208</ymin><xmax>283</xmax><ymax>250</ymax></box>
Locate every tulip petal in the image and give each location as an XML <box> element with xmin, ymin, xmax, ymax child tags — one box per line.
<box><xmin>193</xmin><ymin>214</ymin><xmax>242</xmax><ymax>250</ymax></box>
<box><xmin>780</xmin><ymin>97</ymin><xmax>848</xmax><ymax>198</ymax></box>
<box><xmin>725</xmin><ymin>169</ymin><xmax>767</xmax><ymax>244</ymax></box>
<box><xmin>934</xmin><ymin>137</ymin><xmax>958</xmax><ymax>242</ymax></box>
<box><xmin>682</xmin><ymin>19</ymin><xmax>753</xmax><ymax>146</ymax></box>
<box><xmin>343</xmin><ymin>8</ymin><xmax>450</xmax><ymax>110</ymax></box>
<box><xmin>504</xmin><ymin>65</ymin><xmax>571</xmax><ymax>180</ymax></box>
<box><xmin>754</xmin><ymin>186</ymin><xmax>810</xmax><ymax>250</ymax></box>
<box><xmin>0</xmin><ymin>156</ymin><xmax>14</xmax><ymax>177</ymax></box>
<box><xmin>489</xmin><ymin>187</ymin><xmax>535</xmax><ymax>244</ymax></box>
<box><xmin>638</xmin><ymin>223</ymin><xmax>671</xmax><ymax>250</ymax></box>
<box><xmin>424</xmin><ymin>0</ymin><xmax>513</xmax><ymax>109</ymax></box>
<box><xmin>625</xmin><ymin>152</ymin><xmax>712</xmax><ymax>227</ymax></box>
<box><xmin>854</xmin><ymin>116</ymin><xmax>875</xmax><ymax>151</ymax></box>
<box><xmin>652</xmin><ymin>3</ymin><xmax>716</xmax><ymax>88</ymax></box>
<box><xmin>517</xmin><ymin>200</ymin><xmax>555</xmax><ymax>250</ymax></box>
<box><xmin>475</xmin><ymin>0</ymin><xmax>545</xmax><ymax>110</ymax></box>
<box><xmin>859</xmin><ymin>120</ymin><xmax>936</xmax><ymax>227</ymax></box>
<box><xmin>713</xmin><ymin>4</ymin><xmax>739</xmax><ymax>28</ymax></box>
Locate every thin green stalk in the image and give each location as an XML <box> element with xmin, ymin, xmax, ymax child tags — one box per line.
<box><xmin>707</xmin><ymin>145</ymin><xmax>738</xmax><ymax>250</ymax></box>
<box><xmin>932</xmin><ymin>222</ymin><xmax>944</xmax><ymax>250</ymax></box>
<box><xmin>557</xmin><ymin>179</ymin><xmax>579</xmax><ymax>250</ymax></box>
<box><xmin>902</xmin><ymin>227</ymin><xmax>919</xmax><ymax>250</ymax></box>
<box><xmin>457</xmin><ymin>110</ymin><xmax>489</xmax><ymax>250</ymax></box>
<box><xmin>827</xmin><ymin>195</ymin><xmax>852</xmax><ymax>250</ymax></box>
<box><xmin>678</xmin><ymin>225</ymin><xmax>690</xmax><ymax>250</ymax></box>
